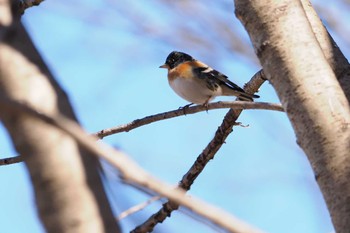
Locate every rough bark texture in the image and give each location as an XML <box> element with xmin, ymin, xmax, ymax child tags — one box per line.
<box><xmin>235</xmin><ymin>0</ymin><xmax>350</xmax><ymax>232</ymax></box>
<box><xmin>0</xmin><ymin>2</ymin><xmax>120</xmax><ymax>233</ymax></box>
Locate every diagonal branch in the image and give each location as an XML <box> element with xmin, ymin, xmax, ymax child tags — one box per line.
<box><xmin>131</xmin><ymin>70</ymin><xmax>266</xmax><ymax>233</ymax></box>
<box><xmin>0</xmin><ymin>91</ymin><xmax>265</xmax><ymax>233</ymax></box>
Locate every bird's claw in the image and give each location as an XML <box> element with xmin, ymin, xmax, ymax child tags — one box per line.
<box><xmin>178</xmin><ymin>103</ymin><xmax>194</xmax><ymax>115</ymax></box>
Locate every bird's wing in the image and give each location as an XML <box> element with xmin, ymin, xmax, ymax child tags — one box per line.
<box><xmin>191</xmin><ymin>61</ymin><xmax>246</xmax><ymax>93</ymax></box>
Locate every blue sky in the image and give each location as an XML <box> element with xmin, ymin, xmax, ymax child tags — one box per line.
<box><xmin>2</xmin><ymin>0</ymin><xmax>348</xmax><ymax>232</ymax></box>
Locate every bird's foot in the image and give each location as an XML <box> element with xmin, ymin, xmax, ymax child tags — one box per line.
<box><xmin>178</xmin><ymin>103</ymin><xmax>194</xmax><ymax>115</ymax></box>
<box><xmin>202</xmin><ymin>101</ymin><xmax>210</xmax><ymax>113</ymax></box>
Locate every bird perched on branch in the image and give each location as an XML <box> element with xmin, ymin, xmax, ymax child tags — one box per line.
<box><xmin>160</xmin><ymin>51</ymin><xmax>259</xmax><ymax>106</ymax></box>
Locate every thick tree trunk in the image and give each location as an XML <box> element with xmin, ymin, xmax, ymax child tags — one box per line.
<box><xmin>0</xmin><ymin>2</ymin><xmax>120</xmax><ymax>233</ymax></box>
<box><xmin>235</xmin><ymin>0</ymin><xmax>350</xmax><ymax>232</ymax></box>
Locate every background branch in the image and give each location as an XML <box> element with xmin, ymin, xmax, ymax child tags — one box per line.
<box><xmin>0</xmin><ymin>2</ymin><xmax>120</xmax><ymax>232</ymax></box>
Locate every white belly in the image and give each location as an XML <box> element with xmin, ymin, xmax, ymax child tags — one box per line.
<box><xmin>169</xmin><ymin>77</ymin><xmax>222</xmax><ymax>104</ymax></box>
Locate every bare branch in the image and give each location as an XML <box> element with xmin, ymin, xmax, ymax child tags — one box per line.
<box><xmin>0</xmin><ymin>155</ymin><xmax>23</xmax><ymax>165</ymax></box>
<box><xmin>132</xmin><ymin>70</ymin><xmax>266</xmax><ymax>233</ymax></box>
<box><xmin>0</xmin><ymin>99</ymin><xmax>282</xmax><ymax>166</ymax></box>
<box><xmin>0</xmin><ymin>93</ymin><xmax>265</xmax><ymax>233</ymax></box>
<box><xmin>95</xmin><ymin>100</ymin><xmax>282</xmax><ymax>139</ymax></box>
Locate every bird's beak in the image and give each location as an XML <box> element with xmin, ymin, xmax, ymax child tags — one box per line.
<box><xmin>159</xmin><ymin>64</ymin><xmax>169</xmax><ymax>69</ymax></box>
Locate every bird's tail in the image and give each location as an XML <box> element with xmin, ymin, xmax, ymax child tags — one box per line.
<box><xmin>237</xmin><ymin>92</ymin><xmax>260</xmax><ymax>102</ymax></box>
<box><xmin>221</xmin><ymin>84</ymin><xmax>259</xmax><ymax>101</ymax></box>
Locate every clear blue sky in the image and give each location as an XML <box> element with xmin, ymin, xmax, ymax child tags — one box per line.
<box><xmin>2</xmin><ymin>0</ymin><xmax>348</xmax><ymax>232</ymax></box>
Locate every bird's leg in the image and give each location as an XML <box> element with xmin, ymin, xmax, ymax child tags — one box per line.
<box><xmin>203</xmin><ymin>97</ymin><xmax>211</xmax><ymax>113</ymax></box>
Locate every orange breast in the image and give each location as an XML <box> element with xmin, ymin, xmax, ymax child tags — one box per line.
<box><xmin>168</xmin><ymin>61</ymin><xmax>194</xmax><ymax>82</ymax></box>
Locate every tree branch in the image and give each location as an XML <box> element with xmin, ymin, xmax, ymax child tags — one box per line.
<box><xmin>2</xmin><ymin>99</ymin><xmax>282</xmax><ymax>166</ymax></box>
<box><xmin>95</xmin><ymin>100</ymin><xmax>283</xmax><ymax>138</ymax></box>
<box><xmin>0</xmin><ymin>155</ymin><xmax>23</xmax><ymax>165</ymax></box>
<box><xmin>132</xmin><ymin>70</ymin><xmax>266</xmax><ymax>233</ymax></box>
<box><xmin>0</xmin><ymin>92</ymin><xmax>265</xmax><ymax>233</ymax></box>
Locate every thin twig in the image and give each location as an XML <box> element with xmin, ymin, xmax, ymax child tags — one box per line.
<box><xmin>0</xmin><ymin>155</ymin><xmax>24</xmax><ymax>165</ymax></box>
<box><xmin>95</xmin><ymin>101</ymin><xmax>282</xmax><ymax>138</ymax></box>
<box><xmin>117</xmin><ymin>196</ymin><xmax>162</xmax><ymax>220</ymax></box>
<box><xmin>131</xmin><ymin>70</ymin><xmax>266</xmax><ymax>233</ymax></box>
<box><xmin>0</xmin><ymin>93</ymin><xmax>265</xmax><ymax>233</ymax></box>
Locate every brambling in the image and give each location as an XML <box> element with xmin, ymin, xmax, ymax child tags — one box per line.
<box><xmin>159</xmin><ymin>51</ymin><xmax>259</xmax><ymax>106</ymax></box>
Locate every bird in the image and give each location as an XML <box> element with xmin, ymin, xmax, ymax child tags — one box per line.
<box><xmin>159</xmin><ymin>51</ymin><xmax>259</xmax><ymax>107</ymax></box>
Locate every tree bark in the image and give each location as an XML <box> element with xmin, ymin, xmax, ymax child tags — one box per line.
<box><xmin>0</xmin><ymin>1</ymin><xmax>120</xmax><ymax>233</ymax></box>
<box><xmin>300</xmin><ymin>0</ymin><xmax>350</xmax><ymax>101</ymax></box>
<box><xmin>235</xmin><ymin>0</ymin><xmax>350</xmax><ymax>232</ymax></box>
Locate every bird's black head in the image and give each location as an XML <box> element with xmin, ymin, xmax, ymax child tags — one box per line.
<box><xmin>160</xmin><ymin>51</ymin><xmax>194</xmax><ymax>69</ymax></box>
